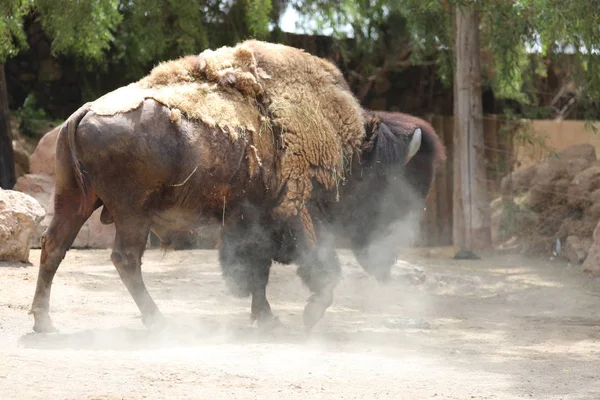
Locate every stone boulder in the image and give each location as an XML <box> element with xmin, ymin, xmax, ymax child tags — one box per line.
<box><xmin>12</xmin><ymin>139</ymin><xmax>31</xmax><ymax>179</ymax></box>
<box><xmin>14</xmin><ymin>174</ymin><xmax>115</xmax><ymax>249</ymax></box>
<box><xmin>0</xmin><ymin>189</ymin><xmax>46</xmax><ymax>262</ymax></box>
<box><xmin>563</xmin><ymin>235</ymin><xmax>593</xmax><ymax>265</ymax></box>
<box><xmin>30</xmin><ymin>125</ymin><xmax>60</xmax><ymax>177</ymax></box>
<box><xmin>500</xmin><ymin>164</ymin><xmax>536</xmax><ymax>197</ymax></box>
<box><xmin>557</xmin><ymin>143</ymin><xmax>597</xmax><ymax>164</ymax></box>
<box><xmin>567</xmin><ymin>165</ymin><xmax>600</xmax><ymax>208</ymax></box>
<box><xmin>583</xmin><ymin>221</ymin><xmax>600</xmax><ymax>276</ymax></box>
<box><xmin>493</xmin><ymin>143</ymin><xmax>600</xmax><ymax>263</ymax></box>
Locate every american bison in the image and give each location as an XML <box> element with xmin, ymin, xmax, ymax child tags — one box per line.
<box><xmin>29</xmin><ymin>41</ymin><xmax>444</xmax><ymax>333</ymax></box>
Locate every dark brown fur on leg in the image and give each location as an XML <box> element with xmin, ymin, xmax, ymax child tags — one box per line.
<box><xmin>110</xmin><ymin>217</ymin><xmax>163</xmax><ymax>328</ymax></box>
<box><xmin>219</xmin><ymin>214</ymin><xmax>283</xmax><ymax>329</ymax></box>
<box><xmin>30</xmin><ymin>191</ymin><xmax>97</xmax><ymax>333</ymax></box>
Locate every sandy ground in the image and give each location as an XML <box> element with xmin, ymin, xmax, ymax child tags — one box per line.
<box><xmin>1</xmin><ymin>247</ymin><xmax>600</xmax><ymax>399</ymax></box>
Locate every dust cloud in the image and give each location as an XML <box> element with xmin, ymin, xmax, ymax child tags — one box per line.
<box><xmin>2</xmin><ymin>164</ymin><xmax>600</xmax><ymax>398</ymax></box>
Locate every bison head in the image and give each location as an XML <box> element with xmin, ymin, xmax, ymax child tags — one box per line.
<box><xmin>341</xmin><ymin>110</ymin><xmax>445</xmax><ymax>282</ymax></box>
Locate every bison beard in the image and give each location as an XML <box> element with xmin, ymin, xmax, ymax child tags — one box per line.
<box><xmin>28</xmin><ymin>40</ymin><xmax>444</xmax><ymax>333</ymax></box>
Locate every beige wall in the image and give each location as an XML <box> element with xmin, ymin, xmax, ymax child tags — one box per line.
<box><xmin>514</xmin><ymin>119</ymin><xmax>600</xmax><ymax>169</ymax></box>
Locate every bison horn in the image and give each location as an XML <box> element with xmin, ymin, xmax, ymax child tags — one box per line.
<box><xmin>406</xmin><ymin>128</ymin><xmax>422</xmax><ymax>164</ymax></box>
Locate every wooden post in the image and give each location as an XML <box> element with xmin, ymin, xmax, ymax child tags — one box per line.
<box><xmin>453</xmin><ymin>5</ymin><xmax>491</xmax><ymax>252</ymax></box>
<box><xmin>0</xmin><ymin>64</ymin><xmax>16</xmax><ymax>189</ymax></box>
<box><xmin>443</xmin><ymin>116</ymin><xmax>455</xmax><ymax>246</ymax></box>
<box><xmin>433</xmin><ymin>116</ymin><xmax>451</xmax><ymax>246</ymax></box>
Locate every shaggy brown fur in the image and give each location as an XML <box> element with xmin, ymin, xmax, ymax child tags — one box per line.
<box><xmin>90</xmin><ymin>40</ymin><xmax>365</xmax><ymax>239</ymax></box>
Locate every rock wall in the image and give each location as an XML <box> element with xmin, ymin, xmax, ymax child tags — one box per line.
<box><xmin>493</xmin><ymin>143</ymin><xmax>600</xmax><ymax>274</ymax></box>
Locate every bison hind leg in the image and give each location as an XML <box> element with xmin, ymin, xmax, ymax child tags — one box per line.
<box><xmin>110</xmin><ymin>215</ymin><xmax>164</xmax><ymax>329</ymax></box>
<box><xmin>30</xmin><ymin>190</ymin><xmax>99</xmax><ymax>333</ymax></box>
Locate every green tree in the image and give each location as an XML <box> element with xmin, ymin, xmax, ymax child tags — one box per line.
<box><xmin>290</xmin><ymin>0</ymin><xmax>600</xmax><ymax>251</ymax></box>
<box><xmin>0</xmin><ymin>0</ymin><xmax>278</xmax><ymax>187</ymax></box>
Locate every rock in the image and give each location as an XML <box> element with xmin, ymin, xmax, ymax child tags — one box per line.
<box><xmin>534</xmin><ymin>158</ymin><xmax>567</xmax><ymax>187</ymax></box>
<box><xmin>13</xmin><ymin>174</ymin><xmax>55</xmax><ymax>247</ymax></box>
<box><xmin>12</xmin><ymin>140</ymin><xmax>30</xmax><ymax>175</ymax></box>
<box><xmin>583</xmin><ymin>247</ymin><xmax>600</xmax><ymax>275</ymax></box>
<box><xmin>558</xmin><ymin>144</ymin><xmax>596</xmax><ymax>163</ymax></box>
<box><xmin>13</xmin><ymin>173</ymin><xmax>115</xmax><ymax>249</ymax></box>
<box><xmin>568</xmin><ymin>166</ymin><xmax>600</xmax><ymax>208</ymax></box>
<box><xmin>523</xmin><ymin>183</ymin><xmax>555</xmax><ymax>211</ymax></box>
<box><xmin>565</xmin><ymin>158</ymin><xmax>591</xmax><ymax>179</ymax></box>
<box><xmin>501</xmin><ymin>165</ymin><xmax>536</xmax><ymax>196</ymax></box>
<box><xmin>14</xmin><ymin>163</ymin><xmax>27</xmax><ymax>181</ymax></box>
<box><xmin>0</xmin><ymin>189</ymin><xmax>46</xmax><ymax>262</ymax></box>
<box><xmin>30</xmin><ymin>125</ymin><xmax>60</xmax><ymax>177</ymax></box>
<box><xmin>557</xmin><ymin>218</ymin><xmax>597</xmax><ymax>239</ymax></box>
<box><xmin>584</xmin><ymin>221</ymin><xmax>600</xmax><ymax>274</ymax></box>
<box><xmin>553</xmin><ymin>179</ymin><xmax>571</xmax><ymax>203</ymax></box>
<box><xmin>522</xmin><ymin>235</ymin><xmax>553</xmax><ymax>257</ymax></box>
<box><xmin>562</xmin><ymin>235</ymin><xmax>593</xmax><ymax>265</ymax></box>
<box><xmin>584</xmin><ymin>189</ymin><xmax>600</xmax><ymax>219</ymax></box>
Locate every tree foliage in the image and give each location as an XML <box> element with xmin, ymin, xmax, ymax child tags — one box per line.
<box><xmin>291</xmin><ymin>0</ymin><xmax>600</xmax><ymax>117</ymax></box>
<box><xmin>1</xmin><ymin>0</ymin><xmax>277</xmax><ymax>73</ymax></box>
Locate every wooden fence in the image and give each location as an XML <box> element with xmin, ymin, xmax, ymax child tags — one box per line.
<box><xmin>416</xmin><ymin>114</ymin><xmax>515</xmax><ymax>247</ymax></box>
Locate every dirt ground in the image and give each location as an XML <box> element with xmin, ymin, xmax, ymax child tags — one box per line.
<box><xmin>1</xmin><ymin>247</ymin><xmax>600</xmax><ymax>400</ymax></box>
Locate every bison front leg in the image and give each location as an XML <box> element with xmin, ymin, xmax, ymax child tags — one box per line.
<box><xmin>219</xmin><ymin>221</ymin><xmax>280</xmax><ymax>330</ymax></box>
<box><xmin>352</xmin><ymin>244</ymin><xmax>397</xmax><ymax>283</ymax></box>
<box><xmin>296</xmin><ymin>229</ymin><xmax>341</xmax><ymax>331</ymax></box>
<box><xmin>111</xmin><ymin>217</ymin><xmax>164</xmax><ymax>329</ymax></box>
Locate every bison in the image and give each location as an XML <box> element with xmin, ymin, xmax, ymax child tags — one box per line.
<box><xmin>29</xmin><ymin>43</ymin><xmax>444</xmax><ymax>334</ymax></box>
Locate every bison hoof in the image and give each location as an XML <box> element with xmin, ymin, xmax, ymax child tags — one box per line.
<box><xmin>252</xmin><ymin>310</ymin><xmax>284</xmax><ymax>329</ymax></box>
<box><xmin>32</xmin><ymin>314</ymin><xmax>58</xmax><ymax>333</ymax></box>
<box><xmin>257</xmin><ymin>315</ymin><xmax>286</xmax><ymax>334</ymax></box>
<box><xmin>141</xmin><ymin>312</ymin><xmax>167</xmax><ymax>330</ymax></box>
<box><xmin>303</xmin><ymin>299</ymin><xmax>328</xmax><ymax>332</ymax></box>
<box><xmin>303</xmin><ymin>288</ymin><xmax>333</xmax><ymax>331</ymax></box>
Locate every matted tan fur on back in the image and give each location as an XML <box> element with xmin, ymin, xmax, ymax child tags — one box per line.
<box><xmin>88</xmin><ymin>40</ymin><xmax>365</xmax><ymax>235</ymax></box>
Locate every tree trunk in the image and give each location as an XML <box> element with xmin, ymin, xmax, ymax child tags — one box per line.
<box><xmin>452</xmin><ymin>6</ymin><xmax>491</xmax><ymax>251</ymax></box>
<box><xmin>0</xmin><ymin>63</ymin><xmax>16</xmax><ymax>189</ymax></box>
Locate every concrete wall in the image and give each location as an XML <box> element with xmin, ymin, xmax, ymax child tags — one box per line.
<box><xmin>514</xmin><ymin>119</ymin><xmax>600</xmax><ymax>168</ymax></box>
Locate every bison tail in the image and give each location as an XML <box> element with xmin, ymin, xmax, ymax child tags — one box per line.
<box><xmin>61</xmin><ymin>102</ymin><xmax>94</xmax><ymax>213</ymax></box>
